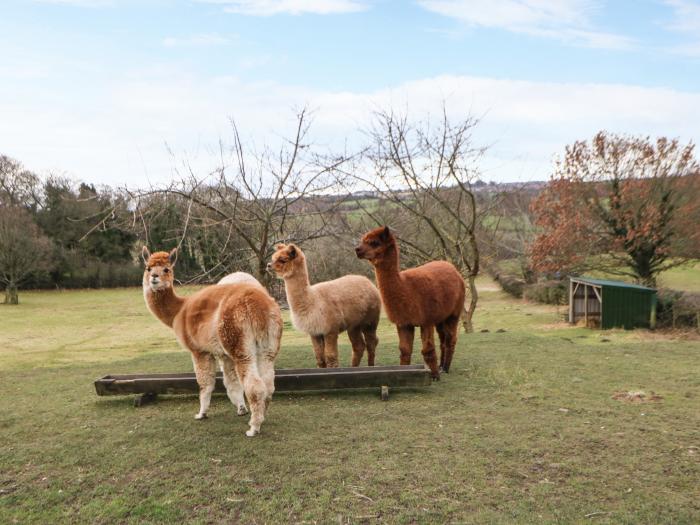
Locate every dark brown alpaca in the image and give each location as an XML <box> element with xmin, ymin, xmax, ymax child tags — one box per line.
<box><xmin>355</xmin><ymin>226</ymin><xmax>465</xmax><ymax>379</ymax></box>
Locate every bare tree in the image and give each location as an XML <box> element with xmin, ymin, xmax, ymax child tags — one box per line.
<box><xmin>352</xmin><ymin>107</ymin><xmax>489</xmax><ymax>333</ymax></box>
<box><xmin>130</xmin><ymin>108</ymin><xmax>352</xmax><ymax>287</ymax></box>
<box><xmin>487</xmin><ymin>186</ymin><xmax>538</xmax><ymax>283</ymax></box>
<box><xmin>0</xmin><ymin>155</ymin><xmax>42</xmax><ymax>209</ymax></box>
<box><xmin>0</xmin><ymin>206</ymin><xmax>53</xmax><ymax>304</ymax></box>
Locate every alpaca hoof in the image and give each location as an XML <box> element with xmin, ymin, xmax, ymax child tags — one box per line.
<box><xmin>431</xmin><ymin>373</ymin><xmax>440</xmax><ymax>381</ymax></box>
<box><xmin>237</xmin><ymin>405</ymin><xmax>249</xmax><ymax>416</ymax></box>
<box><xmin>194</xmin><ymin>413</ymin><xmax>207</xmax><ymax>420</ymax></box>
<box><xmin>245</xmin><ymin>428</ymin><xmax>259</xmax><ymax>437</ymax></box>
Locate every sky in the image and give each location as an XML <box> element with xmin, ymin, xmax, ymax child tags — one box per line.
<box><xmin>1</xmin><ymin>0</ymin><xmax>699</xmax><ymax>187</ymax></box>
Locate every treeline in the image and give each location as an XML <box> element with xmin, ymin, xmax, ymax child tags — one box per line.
<box><xmin>0</xmin><ymin>108</ymin><xmax>493</xmax><ymax>331</ymax></box>
<box><xmin>3</xmin><ymin>116</ymin><xmax>699</xmax><ymax>331</ymax></box>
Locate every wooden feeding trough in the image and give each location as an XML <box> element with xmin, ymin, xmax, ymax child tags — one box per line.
<box><xmin>94</xmin><ymin>365</ymin><xmax>432</xmax><ymax>406</ymax></box>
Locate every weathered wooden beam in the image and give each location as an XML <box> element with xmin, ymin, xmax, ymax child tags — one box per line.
<box><xmin>94</xmin><ymin>365</ymin><xmax>431</xmax><ymax>398</ymax></box>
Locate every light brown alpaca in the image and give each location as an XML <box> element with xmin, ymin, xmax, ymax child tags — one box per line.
<box><xmin>355</xmin><ymin>226</ymin><xmax>465</xmax><ymax>379</ymax></box>
<box><xmin>141</xmin><ymin>247</ymin><xmax>282</xmax><ymax>437</ymax></box>
<box><xmin>268</xmin><ymin>243</ymin><xmax>380</xmax><ymax>368</ymax></box>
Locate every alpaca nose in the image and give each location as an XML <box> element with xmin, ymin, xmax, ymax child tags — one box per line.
<box><xmin>354</xmin><ymin>246</ymin><xmax>364</xmax><ymax>257</ymax></box>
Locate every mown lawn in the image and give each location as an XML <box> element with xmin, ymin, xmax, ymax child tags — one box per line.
<box><xmin>1</xmin><ymin>284</ymin><xmax>698</xmax><ymax>524</ymax></box>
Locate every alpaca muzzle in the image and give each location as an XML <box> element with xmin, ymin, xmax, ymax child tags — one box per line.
<box><xmin>354</xmin><ymin>246</ymin><xmax>366</xmax><ymax>259</ymax></box>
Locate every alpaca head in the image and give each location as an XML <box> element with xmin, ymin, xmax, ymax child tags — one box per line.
<box><xmin>141</xmin><ymin>246</ymin><xmax>177</xmax><ymax>292</ymax></box>
<box><xmin>268</xmin><ymin>243</ymin><xmax>304</xmax><ymax>279</ymax></box>
<box><xmin>355</xmin><ymin>226</ymin><xmax>395</xmax><ymax>264</ymax></box>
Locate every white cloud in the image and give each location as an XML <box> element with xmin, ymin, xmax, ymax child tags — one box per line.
<box><xmin>34</xmin><ymin>0</ymin><xmax>115</xmax><ymax>6</ymax></box>
<box><xmin>663</xmin><ymin>0</ymin><xmax>700</xmax><ymax>56</ymax></box>
<box><xmin>162</xmin><ymin>33</ymin><xmax>234</xmax><ymax>47</ymax></box>
<box><xmin>199</xmin><ymin>0</ymin><xmax>368</xmax><ymax>16</ymax></box>
<box><xmin>417</xmin><ymin>0</ymin><xmax>634</xmax><ymax>49</ymax></box>
<box><xmin>2</xmin><ymin>72</ymin><xmax>699</xmax><ymax>188</ymax></box>
<box><xmin>663</xmin><ymin>0</ymin><xmax>700</xmax><ymax>33</ymax></box>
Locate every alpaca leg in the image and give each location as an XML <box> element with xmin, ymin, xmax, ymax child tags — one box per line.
<box><xmin>259</xmin><ymin>314</ymin><xmax>282</xmax><ymax>404</ymax></box>
<box><xmin>191</xmin><ymin>351</ymin><xmax>217</xmax><ymax>420</ymax></box>
<box><xmin>311</xmin><ymin>335</ymin><xmax>326</xmax><ymax>368</ymax></box>
<box><xmin>257</xmin><ymin>356</ymin><xmax>276</xmax><ymax>409</ymax></box>
<box><xmin>362</xmin><ymin>324</ymin><xmax>378</xmax><ymax>366</ymax></box>
<box><xmin>397</xmin><ymin>325</ymin><xmax>415</xmax><ymax>365</ymax></box>
<box><xmin>442</xmin><ymin>316</ymin><xmax>460</xmax><ymax>373</ymax></box>
<box><xmin>420</xmin><ymin>325</ymin><xmax>440</xmax><ymax>380</ymax></box>
<box><xmin>219</xmin><ymin>355</ymin><xmax>247</xmax><ymax>416</ymax></box>
<box><xmin>347</xmin><ymin>327</ymin><xmax>366</xmax><ymax>367</ymax></box>
<box><xmin>234</xmin><ymin>360</ymin><xmax>269</xmax><ymax>437</ymax></box>
<box><xmin>323</xmin><ymin>332</ymin><xmax>340</xmax><ymax>368</ymax></box>
<box><xmin>436</xmin><ymin>322</ymin><xmax>448</xmax><ymax>371</ymax></box>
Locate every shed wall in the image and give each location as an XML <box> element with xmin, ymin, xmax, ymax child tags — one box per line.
<box><xmin>601</xmin><ymin>287</ymin><xmax>654</xmax><ymax>329</ymax></box>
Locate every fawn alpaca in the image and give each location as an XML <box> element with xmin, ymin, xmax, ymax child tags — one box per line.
<box><xmin>141</xmin><ymin>247</ymin><xmax>282</xmax><ymax>437</ymax></box>
<box><xmin>269</xmin><ymin>243</ymin><xmax>380</xmax><ymax>367</ymax></box>
<box><xmin>355</xmin><ymin>226</ymin><xmax>465</xmax><ymax>379</ymax></box>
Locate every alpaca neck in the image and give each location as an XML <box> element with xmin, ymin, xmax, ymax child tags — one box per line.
<box><xmin>283</xmin><ymin>263</ymin><xmax>315</xmax><ymax>314</ymax></box>
<box><xmin>144</xmin><ymin>286</ymin><xmax>185</xmax><ymax>328</ymax></box>
<box><xmin>373</xmin><ymin>244</ymin><xmax>405</xmax><ymax>303</ymax></box>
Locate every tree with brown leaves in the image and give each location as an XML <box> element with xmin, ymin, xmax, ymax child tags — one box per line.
<box><xmin>530</xmin><ymin>132</ymin><xmax>700</xmax><ymax>287</ymax></box>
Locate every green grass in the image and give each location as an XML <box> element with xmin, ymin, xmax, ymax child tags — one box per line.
<box><xmin>1</xmin><ymin>286</ymin><xmax>698</xmax><ymax>524</ymax></box>
<box><xmin>656</xmin><ymin>261</ymin><xmax>700</xmax><ymax>292</ymax></box>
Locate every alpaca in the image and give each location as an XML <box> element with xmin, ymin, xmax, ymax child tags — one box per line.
<box><xmin>218</xmin><ymin>271</ymin><xmax>265</xmax><ymax>290</ymax></box>
<box><xmin>141</xmin><ymin>247</ymin><xmax>282</xmax><ymax>437</ymax></box>
<box><xmin>268</xmin><ymin>243</ymin><xmax>380</xmax><ymax>368</ymax></box>
<box><xmin>355</xmin><ymin>226</ymin><xmax>465</xmax><ymax>379</ymax></box>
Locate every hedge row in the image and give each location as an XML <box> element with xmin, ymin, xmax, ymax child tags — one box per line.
<box><xmin>656</xmin><ymin>289</ymin><xmax>700</xmax><ymax>329</ymax></box>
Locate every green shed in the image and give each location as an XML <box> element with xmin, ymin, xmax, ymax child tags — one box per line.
<box><xmin>569</xmin><ymin>277</ymin><xmax>657</xmax><ymax>329</ymax></box>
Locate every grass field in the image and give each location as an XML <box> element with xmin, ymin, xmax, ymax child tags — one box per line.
<box><xmin>1</xmin><ymin>284</ymin><xmax>698</xmax><ymax>524</ymax></box>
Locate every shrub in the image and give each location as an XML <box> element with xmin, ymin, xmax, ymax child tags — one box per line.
<box><xmin>656</xmin><ymin>288</ymin><xmax>700</xmax><ymax>329</ymax></box>
<box><xmin>493</xmin><ymin>273</ymin><xmax>526</xmax><ymax>298</ymax></box>
<box><xmin>524</xmin><ymin>280</ymin><xmax>568</xmax><ymax>305</ymax></box>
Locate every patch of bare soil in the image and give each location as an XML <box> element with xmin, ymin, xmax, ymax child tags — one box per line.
<box><xmin>612</xmin><ymin>391</ymin><xmax>663</xmax><ymax>403</ymax></box>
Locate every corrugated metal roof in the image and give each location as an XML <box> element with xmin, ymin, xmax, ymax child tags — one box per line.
<box><xmin>570</xmin><ymin>276</ymin><xmax>656</xmax><ymax>292</ymax></box>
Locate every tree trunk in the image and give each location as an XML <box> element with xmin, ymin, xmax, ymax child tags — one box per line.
<box><xmin>461</xmin><ymin>274</ymin><xmax>478</xmax><ymax>333</ymax></box>
<box><xmin>4</xmin><ymin>283</ymin><xmax>19</xmax><ymax>305</ymax></box>
<box><xmin>257</xmin><ymin>255</ymin><xmax>272</xmax><ymax>289</ymax></box>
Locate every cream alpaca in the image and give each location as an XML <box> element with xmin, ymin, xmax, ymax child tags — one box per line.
<box><xmin>218</xmin><ymin>271</ymin><xmax>265</xmax><ymax>290</ymax></box>
<box><xmin>269</xmin><ymin>243</ymin><xmax>380</xmax><ymax>367</ymax></box>
<box><xmin>142</xmin><ymin>247</ymin><xmax>282</xmax><ymax>437</ymax></box>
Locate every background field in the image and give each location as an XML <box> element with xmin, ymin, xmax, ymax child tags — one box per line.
<box><xmin>1</xmin><ymin>282</ymin><xmax>698</xmax><ymax>524</ymax></box>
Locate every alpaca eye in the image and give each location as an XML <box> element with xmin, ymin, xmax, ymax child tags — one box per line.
<box><xmin>146</xmin><ymin>267</ymin><xmax>151</xmax><ymax>272</ymax></box>
<box><xmin>370</xmin><ymin>240</ymin><xmax>380</xmax><ymax>247</ymax></box>
<box><xmin>163</xmin><ymin>268</ymin><xmax>170</xmax><ymax>274</ymax></box>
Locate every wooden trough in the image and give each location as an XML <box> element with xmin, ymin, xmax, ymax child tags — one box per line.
<box><xmin>94</xmin><ymin>365</ymin><xmax>432</xmax><ymax>406</ymax></box>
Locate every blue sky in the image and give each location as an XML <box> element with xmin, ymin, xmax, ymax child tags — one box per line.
<box><xmin>2</xmin><ymin>0</ymin><xmax>699</xmax><ymax>186</ymax></box>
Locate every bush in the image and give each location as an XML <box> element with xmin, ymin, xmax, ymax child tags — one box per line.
<box><xmin>493</xmin><ymin>273</ymin><xmax>526</xmax><ymax>298</ymax></box>
<box><xmin>656</xmin><ymin>288</ymin><xmax>700</xmax><ymax>329</ymax></box>
<box><xmin>524</xmin><ymin>280</ymin><xmax>568</xmax><ymax>305</ymax></box>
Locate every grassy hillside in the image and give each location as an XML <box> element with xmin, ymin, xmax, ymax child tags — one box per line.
<box><xmin>1</xmin><ymin>286</ymin><xmax>698</xmax><ymax>524</ymax></box>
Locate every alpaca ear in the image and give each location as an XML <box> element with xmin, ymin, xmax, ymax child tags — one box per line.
<box><xmin>275</xmin><ymin>243</ymin><xmax>286</xmax><ymax>251</ymax></box>
<box><xmin>288</xmin><ymin>245</ymin><xmax>297</xmax><ymax>259</ymax></box>
<box><xmin>141</xmin><ymin>246</ymin><xmax>151</xmax><ymax>265</ymax></box>
<box><xmin>168</xmin><ymin>248</ymin><xmax>178</xmax><ymax>266</ymax></box>
<box><xmin>379</xmin><ymin>226</ymin><xmax>391</xmax><ymax>242</ymax></box>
